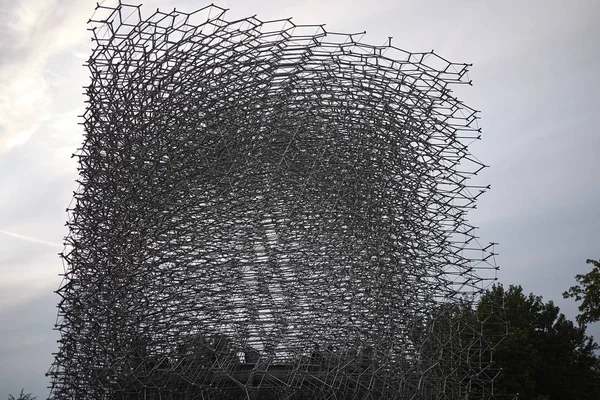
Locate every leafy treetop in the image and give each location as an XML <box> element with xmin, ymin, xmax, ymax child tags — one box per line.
<box><xmin>563</xmin><ymin>258</ymin><xmax>600</xmax><ymax>326</ymax></box>
<box><xmin>7</xmin><ymin>390</ymin><xmax>36</xmax><ymax>400</ymax></box>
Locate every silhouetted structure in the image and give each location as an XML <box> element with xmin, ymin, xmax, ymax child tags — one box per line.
<box><xmin>48</xmin><ymin>2</ymin><xmax>499</xmax><ymax>399</ymax></box>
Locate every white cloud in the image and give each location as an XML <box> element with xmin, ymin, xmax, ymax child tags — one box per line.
<box><xmin>0</xmin><ymin>64</ymin><xmax>48</xmax><ymax>152</ymax></box>
<box><xmin>0</xmin><ymin>0</ymin><xmax>91</xmax><ymax>153</ymax></box>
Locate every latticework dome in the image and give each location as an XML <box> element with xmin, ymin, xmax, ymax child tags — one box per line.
<box><xmin>49</xmin><ymin>2</ymin><xmax>499</xmax><ymax>399</ymax></box>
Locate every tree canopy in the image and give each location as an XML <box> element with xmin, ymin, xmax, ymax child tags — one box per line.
<box><xmin>563</xmin><ymin>258</ymin><xmax>600</xmax><ymax>326</ymax></box>
<box><xmin>478</xmin><ymin>284</ymin><xmax>600</xmax><ymax>400</ymax></box>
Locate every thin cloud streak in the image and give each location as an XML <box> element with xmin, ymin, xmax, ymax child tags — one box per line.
<box><xmin>0</xmin><ymin>229</ymin><xmax>62</xmax><ymax>248</ymax></box>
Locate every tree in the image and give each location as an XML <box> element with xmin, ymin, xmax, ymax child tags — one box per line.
<box><xmin>478</xmin><ymin>284</ymin><xmax>600</xmax><ymax>400</ymax></box>
<box><xmin>7</xmin><ymin>390</ymin><xmax>36</xmax><ymax>400</ymax></box>
<box><xmin>563</xmin><ymin>258</ymin><xmax>600</xmax><ymax>326</ymax></box>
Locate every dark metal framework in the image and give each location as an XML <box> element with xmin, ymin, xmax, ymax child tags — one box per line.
<box><xmin>49</xmin><ymin>2</ymin><xmax>499</xmax><ymax>399</ymax></box>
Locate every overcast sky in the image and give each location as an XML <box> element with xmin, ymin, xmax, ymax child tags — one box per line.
<box><xmin>1</xmin><ymin>0</ymin><xmax>599</xmax><ymax>397</ymax></box>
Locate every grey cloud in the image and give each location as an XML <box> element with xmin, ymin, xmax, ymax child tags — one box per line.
<box><xmin>0</xmin><ymin>292</ymin><xmax>59</xmax><ymax>399</ymax></box>
<box><xmin>2</xmin><ymin>0</ymin><xmax>599</xmax><ymax>396</ymax></box>
<box><xmin>479</xmin><ymin>197</ymin><xmax>600</xmax><ymax>341</ymax></box>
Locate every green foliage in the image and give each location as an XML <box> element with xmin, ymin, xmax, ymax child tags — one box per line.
<box><xmin>477</xmin><ymin>284</ymin><xmax>600</xmax><ymax>400</ymax></box>
<box><xmin>563</xmin><ymin>258</ymin><xmax>600</xmax><ymax>326</ymax></box>
<box><xmin>7</xmin><ymin>390</ymin><xmax>36</xmax><ymax>400</ymax></box>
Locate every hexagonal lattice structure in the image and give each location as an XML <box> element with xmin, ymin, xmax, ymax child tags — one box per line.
<box><xmin>49</xmin><ymin>2</ymin><xmax>499</xmax><ymax>399</ymax></box>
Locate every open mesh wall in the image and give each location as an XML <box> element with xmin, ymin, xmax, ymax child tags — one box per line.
<box><xmin>49</xmin><ymin>2</ymin><xmax>499</xmax><ymax>399</ymax></box>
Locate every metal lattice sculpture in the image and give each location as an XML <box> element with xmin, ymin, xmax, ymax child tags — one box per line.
<box><xmin>49</xmin><ymin>2</ymin><xmax>499</xmax><ymax>399</ymax></box>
